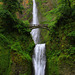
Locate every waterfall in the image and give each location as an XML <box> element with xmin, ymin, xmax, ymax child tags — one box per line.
<box><xmin>33</xmin><ymin>44</ymin><xmax>46</xmax><ymax>75</ymax></box>
<box><xmin>32</xmin><ymin>0</ymin><xmax>39</xmax><ymax>25</ymax></box>
<box><xmin>30</xmin><ymin>0</ymin><xmax>46</xmax><ymax>75</ymax></box>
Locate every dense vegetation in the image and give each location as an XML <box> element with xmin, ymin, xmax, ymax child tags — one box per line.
<box><xmin>0</xmin><ymin>0</ymin><xmax>75</xmax><ymax>75</ymax></box>
<box><xmin>36</xmin><ymin>0</ymin><xmax>75</xmax><ymax>75</ymax></box>
<box><xmin>0</xmin><ymin>0</ymin><xmax>34</xmax><ymax>75</ymax></box>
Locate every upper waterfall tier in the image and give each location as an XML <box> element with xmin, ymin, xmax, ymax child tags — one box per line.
<box><xmin>30</xmin><ymin>0</ymin><xmax>40</xmax><ymax>44</ymax></box>
<box><xmin>32</xmin><ymin>0</ymin><xmax>39</xmax><ymax>25</ymax></box>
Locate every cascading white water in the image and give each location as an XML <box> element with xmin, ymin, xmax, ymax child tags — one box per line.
<box><xmin>33</xmin><ymin>44</ymin><xmax>46</xmax><ymax>75</ymax></box>
<box><xmin>30</xmin><ymin>0</ymin><xmax>40</xmax><ymax>44</ymax></box>
<box><xmin>32</xmin><ymin>0</ymin><xmax>39</xmax><ymax>25</ymax></box>
<box><xmin>30</xmin><ymin>0</ymin><xmax>46</xmax><ymax>75</ymax></box>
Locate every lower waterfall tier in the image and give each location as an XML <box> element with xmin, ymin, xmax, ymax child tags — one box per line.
<box><xmin>33</xmin><ymin>44</ymin><xmax>46</xmax><ymax>75</ymax></box>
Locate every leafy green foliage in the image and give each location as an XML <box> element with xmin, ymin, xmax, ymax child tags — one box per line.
<box><xmin>39</xmin><ymin>0</ymin><xmax>75</xmax><ymax>75</ymax></box>
<box><xmin>0</xmin><ymin>0</ymin><xmax>2</xmax><ymax>1</ymax></box>
<box><xmin>0</xmin><ymin>0</ymin><xmax>75</xmax><ymax>75</ymax></box>
<box><xmin>67</xmin><ymin>31</ymin><xmax>75</xmax><ymax>46</ymax></box>
<box><xmin>0</xmin><ymin>0</ymin><xmax>34</xmax><ymax>75</ymax></box>
<box><xmin>68</xmin><ymin>31</ymin><xmax>75</xmax><ymax>36</ymax></box>
<box><xmin>2</xmin><ymin>0</ymin><xmax>24</xmax><ymax>13</ymax></box>
<box><xmin>11</xmin><ymin>41</ymin><xmax>33</xmax><ymax>61</ymax></box>
<box><xmin>0</xmin><ymin>33</ymin><xmax>9</xmax><ymax>45</ymax></box>
<box><xmin>0</xmin><ymin>9</ymin><xmax>18</xmax><ymax>32</ymax></box>
<box><xmin>14</xmin><ymin>20</ymin><xmax>31</xmax><ymax>34</ymax></box>
<box><xmin>0</xmin><ymin>2</ymin><xmax>30</xmax><ymax>34</ymax></box>
<box><xmin>0</xmin><ymin>34</ymin><xmax>10</xmax><ymax>75</ymax></box>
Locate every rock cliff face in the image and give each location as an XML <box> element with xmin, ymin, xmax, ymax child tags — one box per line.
<box><xmin>16</xmin><ymin>0</ymin><xmax>28</xmax><ymax>19</ymax></box>
<box><xmin>16</xmin><ymin>0</ymin><xmax>32</xmax><ymax>22</ymax></box>
<box><xmin>23</xmin><ymin>0</ymin><xmax>29</xmax><ymax>7</ymax></box>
